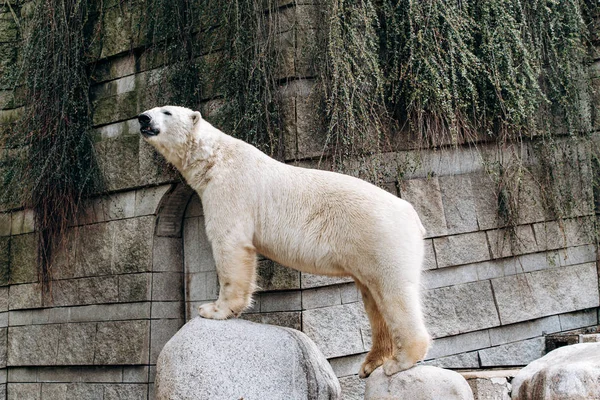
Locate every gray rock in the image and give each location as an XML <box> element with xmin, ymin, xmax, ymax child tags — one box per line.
<box><xmin>512</xmin><ymin>343</ymin><xmax>600</xmax><ymax>400</ymax></box>
<box><xmin>155</xmin><ymin>317</ymin><xmax>341</xmax><ymax>400</ymax></box>
<box><xmin>365</xmin><ymin>366</ymin><xmax>474</xmax><ymax>400</ymax></box>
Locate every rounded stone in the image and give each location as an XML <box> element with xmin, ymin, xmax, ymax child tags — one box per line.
<box><xmin>365</xmin><ymin>365</ymin><xmax>474</xmax><ymax>400</ymax></box>
<box><xmin>155</xmin><ymin>316</ymin><xmax>341</xmax><ymax>400</ymax></box>
<box><xmin>511</xmin><ymin>343</ymin><xmax>600</xmax><ymax>400</ymax></box>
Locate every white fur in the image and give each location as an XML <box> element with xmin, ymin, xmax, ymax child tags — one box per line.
<box><xmin>140</xmin><ymin>105</ymin><xmax>431</xmax><ymax>376</ymax></box>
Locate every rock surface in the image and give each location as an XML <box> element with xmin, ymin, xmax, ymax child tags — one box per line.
<box><xmin>511</xmin><ymin>343</ymin><xmax>600</xmax><ymax>400</ymax></box>
<box><xmin>365</xmin><ymin>365</ymin><xmax>474</xmax><ymax>400</ymax></box>
<box><xmin>155</xmin><ymin>317</ymin><xmax>340</xmax><ymax>400</ymax></box>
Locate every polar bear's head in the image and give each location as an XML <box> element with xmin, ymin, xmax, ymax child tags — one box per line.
<box><xmin>138</xmin><ymin>105</ymin><xmax>208</xmax><ymax>170</ymax></box>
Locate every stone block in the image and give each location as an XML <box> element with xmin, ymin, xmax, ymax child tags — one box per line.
<box><xmin>40</xmin><ymin>383</ymin><xmax>67</xmax><ymax>399</ymax></box>
<box><xmin>92</xmin><ymin>53</ymin><xmax>136</xmax><ymax>83</ymax></box>
<box><xmin>471</xmin><ymin>172</ymin><xmax>499</xmax><ymax>230</ymax></box>
<box><xmin>69</xmin><ymin>303</ymin><xmax>151</xmax><ymax>323</ymax></box>
<box><xmin>0</xmin><ymin>328</ymin><xmax>5</xmax><ymax>368</ymax></box>
<box><xmin>302</xmin><ymin>302</ymin><xmax>370</xmax><ymax>358</ymax></box>
<box><xmin>8</xmin><ymin>283</ymin><xmax>41</xmax><ymax>310</ymax></box>
<box><xmin>36</xmin><ymin>366</ymin><xmax>122</xmax><ymax>383</ymax></box>
<box><xmin>0</xmin><ymin>238</ymin><xmax>9</xmax><ymax>286</ymax></box>
<box><xmin>7</xmin><ymin>368</ymin><xmax>37</xmax><ymax>383</ymax></box>
<box><xmin>77</xmin><ymin>276</ymin><xmax>119</xmax><ymax>305</ymax></box>
<box><xmin>8</xmin><ymin>233</ymin><xmax>37</xmax><ymax>284</ymax></box>
<box><xmin>488</xmin><ymin>316</ymin><xmax>561</xmax><ymax>346</ymax></box>
<box><xmin>240</xmin><ymin>311</ymin><xmax>301</xmax><ymax>330</ymax></box>
<box><xmin>559</xmin><ymin>309</ymin><xmax>599</xmax><ymax>331</ymax></box>
<box><xmin>7</xmin><ymin>383</ymin><xmax>41</xmax><ymax>400</ymax></box>
<box><xmin>103</xmin><ymin>384</ymin><xmax>148</xmax><ymax>400</ymax></box>
<box><xmin>105</xmin><ymin>192</ymin><xmax>136</xmax><ymax>221</ymax></box>
<box><xmin>135</xmin><ymin>185</ymin><xmax>172</xmax><ymax>217</ymax></box>
<box><xmin>0</xmin><ymin>214</ymin><xmax>10</xmax><ymax>236</ymax></box>
<box><xmin>328</xmin><ymin>353</ymin><xmax>366</xmax><ymax>377</ymax></box>
<box><xmin>63</xmin><ymin>383</ymin><xmax>103</xmax><ymax>399</ymax></box>
<box><xmin>8</xmin><ymin>325</ymin><xmax>61</xmax><ymax>366</ymax></box>
<box><xmin>151</xmin><ymin>272</ymin><xmax>183</xmax><ymax>302</ymax></box>
<box><xmin>56</xmin><ymin>323</ymin><xmax>97</xmax><ymax>365</ymax></box>
<box><xmin>256</xmin><ymin>259</ymin><xmax>300</xmax><ymax>292</ymax></box>
<box><xmin>301</xmin><ymin>273</ymin><xmax>353</xmax><ymax>289</ymax></box>
<box><xmin>492</xmin><ymin>263</ymin><xmax>599</xmax><ymax>325</ymax></box>
<box><xmin>439</xmin><ymin>174</ymin><xmax>479</xmax><ymax>235</ymax></box>
<box><xmin>422</xmin><ymin>263</ymin><xmax>479</xmax><ymax>290</ymax></box>
<box><xmin>340</xmin><ymin>283</ymin><xmax>359</xmax><ymax>304</ymax></box>
<box><xmin>487</xmin><ymin>225</ymin><xmax>538</xmax><ymax>259</ymax></box>
<box><xmin>467</xmin><ymin>376</ymin><xmax>511</xmax><ymax>400</ymax></box>
<box><xmin>302</xmin><ymin>285</ymin><xmax>342</xmax><ymax>310</ymax></box>
<box><xmin>93</xmin><ymin>320</ymin><xmax>149</xmax><ymax>365</ymax></box>
<box><xmin>422</xmin><ymin>351</ymin><xmax>480</xmax><ymax>369</ymax></box>
<box><xmin>119</xmin><ymin>273</ymin><xmax>151</xmax><ymax>302</ymax></box>
<box><xmin>186</xmin><ymin>271</ymin><xmax>218</xmax><ymax>302</ymax></box>
<box><xmin>339</xmin><ymin>375</ymin><xmax>365</xmax><ymax>400</ymax></box>
<box><xmin>151</xmin><ymin>302</ymin><xmax>183</xmax><ymax>320</ymax></box>
<box><xmin>150</xmin><ymin>319</ymin><xmax>183</xmax><ymax>364</ymax></box>
<box><xmin>423</xmin><ymin>280</ymin><xmax>500</xmax><ymax>338</ymax></box>
<box><xmin>94</xmin><ymin>135</ymin><xmax>140</xmax><ymax>192</ymax></box>
<box><xmin>479</xmin><ymin>337</ymin><xmax>545</xmax><ymax>367</ymax></box>
<box><xmin>123</xmin><ymin>366</ymin><xmax>148</xmax><ymax>383</ymax></box>
<box><xmin>399</xmin><ymin>177</ymin><xmax>448</xmax><ymax>238</ymax></box>
<box><xmin>111</xmin><ymin>217</ymin><xmax>154</xmax><ymax>274</ymax></box>
<box><xmin>423</xmin><ymin>239</ymin><xmax>437</xmax><ymax>270</ymax></box>
<box><xmin>260</xmin><ymin>291</ymin><xmax>301</xmax><ymax>312</ymax></box>
<box><xmin>0</xmin><ymin>288</ymin><xmax>7</xmax><ymax>312</ymax></box>
<box><xmin>533</xmin><ymin>217</ymin><xmax>595</xmax><ymax>251</ymax></box>
<box><xmin>184</xmin><ymin>194</ymin><xmax>202</xmax><ymax>218</ymax></box>
<box><xmin>183</xmin><ymin>217</ymin><xmax>215</xmax><ymax>273</ymax></box>
<box><xmin>153</xmin><ymin>237</ymin><xmax>183</xmax><ymax>273</ymax></box>
<box><xmin>426</xmin><ymin>330</ymin><xmax>491</xmax><ymax>359</ymax></box>
<box><xmin>434</xmin><ymin>232</ymin><xmax>490</xmax><ymax>268</ymax></box>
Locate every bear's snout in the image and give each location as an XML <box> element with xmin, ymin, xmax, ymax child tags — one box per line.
<box><xmin>138</xmin><ymin>113</ymin><xmax>160</xmax><ymax>137</ymax></box>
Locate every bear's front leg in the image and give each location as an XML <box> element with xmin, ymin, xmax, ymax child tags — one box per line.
<box><xmin>198</xmin><ymin>243</ymin><xmax>257</xmax><ymax>320</ymax></box>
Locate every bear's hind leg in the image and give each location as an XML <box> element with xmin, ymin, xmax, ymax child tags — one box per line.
<box><xmin>356</xmin><ymin>280</ymin><xmax>394</xmax><ymax>378</ymax></box>
<box><xmin>367</xmin><ymin>279</ymin><xmax>431</xmax><ymax>375</ymax></box>
<box><xmin>198</xmin><ymin>244</ymin><xmax>257</xmax><ymax>320</ymax></box>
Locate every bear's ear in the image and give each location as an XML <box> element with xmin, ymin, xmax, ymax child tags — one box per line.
<box><xmin>191</xmin><ymin>111</ymin><xmax>202</xmax><ymax>125</ymax></box>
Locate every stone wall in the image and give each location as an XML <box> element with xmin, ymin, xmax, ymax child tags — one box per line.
<box><xmin>1</xmin><ymin>2</ymin><xmax>599</xmax><ymax>399</ymax></box>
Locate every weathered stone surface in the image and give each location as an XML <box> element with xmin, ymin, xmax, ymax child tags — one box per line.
<box><xmin>153</xmin><ymin>237</ymin><xmax>183</xmax><ymax>272</ymax></box>
<box><xmin>240</xmin><ymin>311</ymin><xmax>302</xmax><ymax>330</ymax></box>
<box><xmin>302</xmin><ymin>285</ymin><xmax>342</xmax><ymax>310</ymax></box>
<box><xmin>365</xmin><ymin>366</ymin><xmax>474</xmax><ymax>400</ymax></box>
<box><xmin>150</xmin><ymin>319</ymin><xmax>183</xmax><ymax>364</ymax></box>
<box><xmin>135</xmin><ymin>185</ymin><xmax>172</xmax><ymax>217</ymax></box>
<box><xmin>301</xmin><ymin>273</ymin><xmax>354</xmax><ymax>289</ymax></box>
<box><xmin>7</xmin><ymin>383</ymin><xmax>41</xmax><ymax>400</ymax></box>
<box><xmin>183</xmin><ymin>217</ymin><xmax>215</xmax><ymax>273</ymax></box>
<box><xmin>56</xmin><ymin>323</ymin><xmax>96</xmax><ymax>365</ymax></box>
<box><xmin>8</xmin><ymin>283</ymin><xmax>42</xmax><ymax>310</ymax></box>
<box><xmin>487</xmin><ymin>225</ymin><xmax>538</xmax><ymax>259</ymax></box>
<box><xmin>439</xmin><ymin>174</ymin><xmax>479</xmax><ymax>234</ymax></box>
<box><xmin>339</xmin><ymin>375</ymin><xmax>365</xmax><ymax>400</ymax></box>
<box><xmin>151</xmin><ymin>272</ymin><xmax>183</xmax><ymax>302</ymax></box>
<box><xmin>155</xmin><ymin>317</ymin><xmax>341</xmax><ymax>400</ymax></box>
<box><xmin>119</xmin><ymin>273</ymin><xmax>151</xmax><ymax>302</ymax></box>
<box><xmin>94</xmin><ymin>135</ymin><xmax>140</xmax><ymax>191</ymax></box>
<box><xmin>479</xmin><ymin>337</ymin><xmax>545</xmax><ymax>367</ymax></box>
<box><xmin>434</xmin><ymin>232</ymin><xmax>490</xmax><ymax>268</ymax></box>
<box><xmin>186</xmin><ymin>271</ymin><xmax>219</xmax><ymax>302</ymax></box>
<box><xmin>8</xmin><ymin>325</ymin><xmax>61</xmax><ymax>366</ymax></box>
<box><xmin>0</xmin><ymin>213</ymin><xmax>10</xmax><ymax>236</ymax></box>
<box><xmin>512</xmin><ymin>343</ymin><xmax>600</xmax><ymax>400</ymax></box>
<box><xmin>257</xmin><ymin>259</ymin><xmax>300</xmax><ymax>291</ymax></box>
<box><xmin>94</xmin><ymin>320</ymin><xmax>149</xmax><ymax>365</ymax></box>
<box><xmin>559</xmin><ymin>309</ymin><xmax>598</xmax><ymax>331</ymax></box>
<box><xmin>492</xmin><ymin>263</ymin><xmax>599</xmax><ymax>325</ymax></box>
<box><xmin>8</xmin><ymin>233</ymin><xmax>37</xmax><ymax>284</ymax></box>
<box><xmin>466</xmin><ymin>376</ymin><xmax>511</xmax><ymax>400</ymax></box>
<box><xmin>423</xmin><ymin>351</ymin><xmax>480</xmax><ymax>369</ymax></box>
<box><xmin>0</xmin><ymin>238</ymin><xmax>9</xmax><ymax>286</ymax></box>
<box><xmin>423</xmin><ymin>280</ymin><xmax>500</xmax><ymax>338</ymax></box>
<box><xmin>54</xmin><ymin>216</ymin><xmax>154</xmax><ymax>280</ymax></box>
<box><xmin>302</xmin><ymin>302</ymin><xmax>370</xmax><ymax>358</ymax></box>
<box><xmin>533</xmin><ymin>218</ymin><xmax>595</xmax><ymax>251</ymax></box>
<box><xmin>104</xmin><ymin>384</ymin><xmax>148</xmax><ymax>400</ymax></box>
<box><xmin>471</xmin><ymin>172</ymin><xmax>499</xmax><ymax>230</ymax></box>
<box><xmin>423</xmin><ymin>239</ymin><xmax>437</xmax><ymax>270</ymax></box>
<box><xmin>423</xmin><ymin>263</ymin><xmax>479</xmax><ymax>289</ymax></box>
<box><xmin>399</xmin><ymin>177</ymin><xmax>448</xmax><ymax>238</ymax></box>
<box><xmin>259</xmin><ymin>291</ymin><xmax>302</xmax><ymax>312</ymax></box>
<box><xmin>426</xmin><ymin>330</ymin><xmax>491</xmax><ymax>360</ymax></box>
<box><xmin>489</xmin><ymin>316</ymin><xmax>561</xmax><ymax>347</ymax></box>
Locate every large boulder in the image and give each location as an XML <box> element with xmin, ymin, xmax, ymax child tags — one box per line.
<box><xmin>365</xmin><ymin>365</ymin><xmax>474</xmax><ymax>400</ymax></box>
<box><xmin>155</xmin><ymin>317</ymin><xmax>341</xmax><ymax>400</ymax></box>
<box><xmin>511</xmin><ymin>343</ymin><xmax>600</xmax><ymax>400</ymax></box>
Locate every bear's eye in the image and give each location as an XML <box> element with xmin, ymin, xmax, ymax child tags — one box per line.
<box><xmin>162</xmin><ymin>111</ymin><xmax>172</xmax><ymax>116</ymax></box>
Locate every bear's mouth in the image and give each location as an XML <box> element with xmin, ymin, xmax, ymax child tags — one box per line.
<box><xmin>140</xmin><ymin>127</ymin><xmax>160</xmax><ymax>137</ymax></box>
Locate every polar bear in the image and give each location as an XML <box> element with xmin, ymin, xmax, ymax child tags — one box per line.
<box><xmin>138</xmin><ymin>105</ymin><xmax>431</xmax><ymax>377</ymax></box>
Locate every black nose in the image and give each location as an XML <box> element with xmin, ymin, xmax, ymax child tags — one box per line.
<box><xmin>138</xmin><ymin>114</ymin><xmax>151</xmax><ymax>124</ymax></box>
